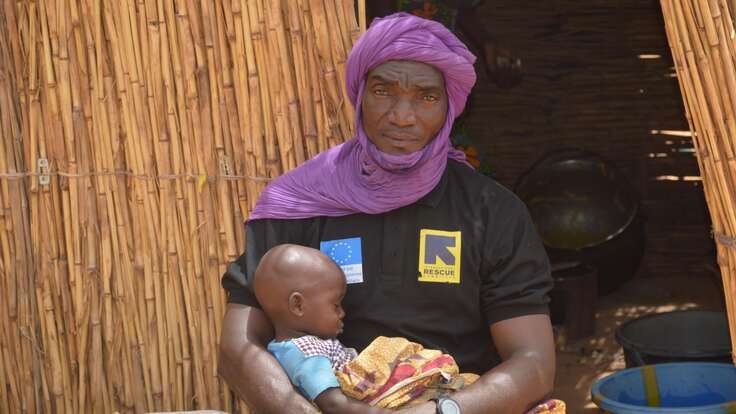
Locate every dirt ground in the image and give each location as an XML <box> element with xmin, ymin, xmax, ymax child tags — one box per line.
<box><xmin>552</xmin><ymin>272</ymin><xmax>727</xmax><ymax>413</ymax></box>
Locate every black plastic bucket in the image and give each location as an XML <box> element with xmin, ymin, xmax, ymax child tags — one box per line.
<box><xmin>615</xmin><ymin>310</ymin><xmax>733</xmax><ymax>368</ymax></box>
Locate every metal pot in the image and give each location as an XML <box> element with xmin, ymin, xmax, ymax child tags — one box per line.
<box><xmin>515</xmin><ymin>148</ymin><xmax>646</xmax><ymax>295</ymax></box>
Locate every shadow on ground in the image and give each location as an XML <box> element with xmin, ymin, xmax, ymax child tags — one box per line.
<box><xmin>553</xmin><ymin>271</ymin><xmax>726</xmax><ymax>413</ymax></box>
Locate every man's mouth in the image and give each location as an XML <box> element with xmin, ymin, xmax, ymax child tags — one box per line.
<box><xmin>383</xmin><ymin>133</ymin><xmax>417</xmax><ymax>142</ymax></box>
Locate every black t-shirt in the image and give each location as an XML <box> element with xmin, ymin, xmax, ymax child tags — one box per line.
<box><xmin>222</xmin><ymin>160</ymin><xmax>552</xmax><ymax>374</ymax></box>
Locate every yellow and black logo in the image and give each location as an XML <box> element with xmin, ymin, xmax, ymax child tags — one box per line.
<box><xmin>418</xmin><ymin>229</ymin><xmax>461</xmax><ymax>284</ymax></box>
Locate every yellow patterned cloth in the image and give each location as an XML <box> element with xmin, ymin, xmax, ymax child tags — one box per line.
<box><xmin>336</xmin><ymin>336</ymin><xmax>477</xmax><ymax>408</ymax></box>
<box><xmin>335</xmin><ymin>336</ymin><xmax>565</xmax><ymax>413</ymax></box>
<box><xmin>525</xmin><ymin>399</ymin><xmax>566</xmax><ymax>414</ymax></box>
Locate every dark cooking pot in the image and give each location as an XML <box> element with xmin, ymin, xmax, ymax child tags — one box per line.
<box><xmin>515</xmin><ymin>148</ymin><xmax>646</xmax><ymax>295</ymax></box>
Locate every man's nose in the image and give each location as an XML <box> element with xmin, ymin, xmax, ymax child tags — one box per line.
<box><xmin>388</xmin><ymin>98</ymin><xmax>416</xmax><ymax>127</ymax></box>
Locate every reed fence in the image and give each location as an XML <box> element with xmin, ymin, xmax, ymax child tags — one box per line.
<box><xmin>0</xmin><ymin>0</ymin><xmax>359</xmax><ymax>412</ymax></box>
<box><xmin>660</xmin><ymin>0</ymin><xmax>736</xmax><ymax>363</ymax></box>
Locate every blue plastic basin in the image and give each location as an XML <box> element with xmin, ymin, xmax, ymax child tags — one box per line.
<box><xmin>591</xmin><ymin>362</ymin><xmax>736</xmax><ymax>413</ymax></box>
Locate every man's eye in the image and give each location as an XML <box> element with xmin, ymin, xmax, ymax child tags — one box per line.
<box><xmin>423</xmin><ymin>95</ymin><xmax>438</xmax><ymax>102</ymax></box>
<box><xmin>373</xmin><ymin>89</ymin><xmax>389</xmax><ymax>96</ymax></box>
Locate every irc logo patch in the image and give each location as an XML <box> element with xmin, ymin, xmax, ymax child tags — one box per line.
<box><xmin>418</xmin><ymin>229</ymin><xmax>461</xmax><ymax>284</ymax></box>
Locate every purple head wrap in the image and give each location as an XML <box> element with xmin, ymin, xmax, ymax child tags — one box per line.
<box><xmin>249</xmin><ymin>12</ymin><xmax>477</xmax><ymax>220</ymax></box>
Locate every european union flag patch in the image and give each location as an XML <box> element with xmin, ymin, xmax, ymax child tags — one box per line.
<box><xmin>320</xmin><ymin>237</ymin><xmax>364</xmax><ymax>284</ymax></box>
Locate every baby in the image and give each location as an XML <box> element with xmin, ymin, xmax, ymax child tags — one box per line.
<box><xmin>253</xmin><ymin>244</ymin><xmax>564</xmax><ymax>414</ymax></box>
<box><xmin>253</xmin><ymin>244</ymin><xmax>388</xmax><ymax>414</ymax></box>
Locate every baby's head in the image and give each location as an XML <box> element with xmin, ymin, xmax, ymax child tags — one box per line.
<box><xmin>254</xmin><ymin>244</ymin><xmax>347</xmax><ymax>340</ymax></box>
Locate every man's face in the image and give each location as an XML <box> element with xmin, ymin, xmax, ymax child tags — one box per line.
<box><xmin>361</xmin><ymin>60</ymin><xmax>448</xmax><ymax>155</ymax></box>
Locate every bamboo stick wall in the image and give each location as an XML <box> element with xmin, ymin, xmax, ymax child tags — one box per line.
<box><xmin>465</xmin><ymin>1</ymin><xmax>689</xmax><ymax>185</ymax></box>
<box><xmin>0</xmin><ymin>1</ymin><xmax>359</xmax><ymax>413</ymax></box>
<box><xmin>659</xmin><ymin>0</ymin><xmax>736</xmax><ymax>363</ymax></box>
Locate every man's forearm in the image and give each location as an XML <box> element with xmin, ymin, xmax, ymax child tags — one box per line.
<box><xmin>218</xmin><ymin>304</ymin><xmax>318</xmax><ymax>414</ymax></box>
<box><xmin>452</xmin><ymin>352</ymin><xmax>554</xmax><ymax>414</ymax></box>
<box><xmin>424</xmin><ymin>315</ymin><xmax>556</xmax><ymax>414</ymax></box>
<box><xmin>395</xmin><ymin>351</ymin><xmax>554</xmax><ymax>414</ymax></box>
<box><xmin>219</xmin><ymin>343</ymin><xmax>318</xmax><ymax>414</ymax></box>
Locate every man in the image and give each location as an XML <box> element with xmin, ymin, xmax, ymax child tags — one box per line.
<box><xmin>219</xmin><ymin>13</ymin><xmax>555</xmax><ymax>414</ymax></box>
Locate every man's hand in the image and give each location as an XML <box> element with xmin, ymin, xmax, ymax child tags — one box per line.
<box><xmin>315</xmin><ymin>388</ymin><xmax>393</xmax><ymax>414</ymax></box>
<box><xmin>218</xmin><ymin>304</ymin><xmax>319</xmax><ymax>414</ymax></box>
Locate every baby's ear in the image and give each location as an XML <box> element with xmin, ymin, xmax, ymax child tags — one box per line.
<box><xmin>288</xmin><ymin>292</ymin><xmax>305</xmax><ymax>317</ymax></box>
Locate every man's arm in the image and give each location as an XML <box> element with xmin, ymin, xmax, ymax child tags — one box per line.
<box><xmin>399</xmin><ymin>314</ymin><xmax>556</xmax><ymax>414</ymax></box>
<box><xmin>218</xmin><ymin>303</ymin><xmax>318</xmax><ymax>414</ymax></box>
<box><xmin>219</xmin><ymin>304</ymin><xmax>391</xmax><ymax>414</ymax></box>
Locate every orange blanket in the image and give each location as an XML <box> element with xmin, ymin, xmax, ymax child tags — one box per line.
<box><xmin>335</xmin><ymin>336</ymin><xmax>565</xmax><ymax>413</ymax></box>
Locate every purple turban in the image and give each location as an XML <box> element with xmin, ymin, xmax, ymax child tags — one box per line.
<box><xmin>248</xmin><ymin>13</ymin><xmax>477</xmax><ymax>220</ymax></box>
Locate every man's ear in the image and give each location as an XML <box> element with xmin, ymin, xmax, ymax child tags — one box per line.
<box><xmin>288</xmin><ymin>292</ymin><xmax>305</xmax><ymax>317</ymax></box>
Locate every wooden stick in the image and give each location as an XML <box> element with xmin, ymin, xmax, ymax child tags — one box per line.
<box><xmin>661</xmin><ymin>0</ymin><xmax>736</xmax><ymax>363</ymax></box>
<box><xmin>359</xmin><ymin>0</ymin><xmax>366</xmax><ymax>33</ymax></box>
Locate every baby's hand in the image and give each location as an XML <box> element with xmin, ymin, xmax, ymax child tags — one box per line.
<box><xmin>315</xmin><ymin>388</ymin><xmax>392</xmax><ymax>414</ymax></box>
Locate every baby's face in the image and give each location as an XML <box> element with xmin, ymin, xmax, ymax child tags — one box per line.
<box><xmin>299</xmin><ymin>273</ymin><xmax>347</xmax><ymax>339</ymax></box>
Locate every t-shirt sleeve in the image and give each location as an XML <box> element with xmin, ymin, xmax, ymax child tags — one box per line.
<box><xmin>221</xmin><ymin>218</ymin><xmax>318</xmax><ymax>307</ymax></box>
<box><xmin>271</xmin><ymin>342</ymin><xmax>340</xmax><ymax>401</ymax></box>
<box><xmin>479</xmin><ymin>193</ymin><xmax>552</xmax><ymax>326</ymax></box>
<box><xmin>293</xmin><ymin>356</ymin><xmax>341</xmax><ymax>401</ymax></box>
